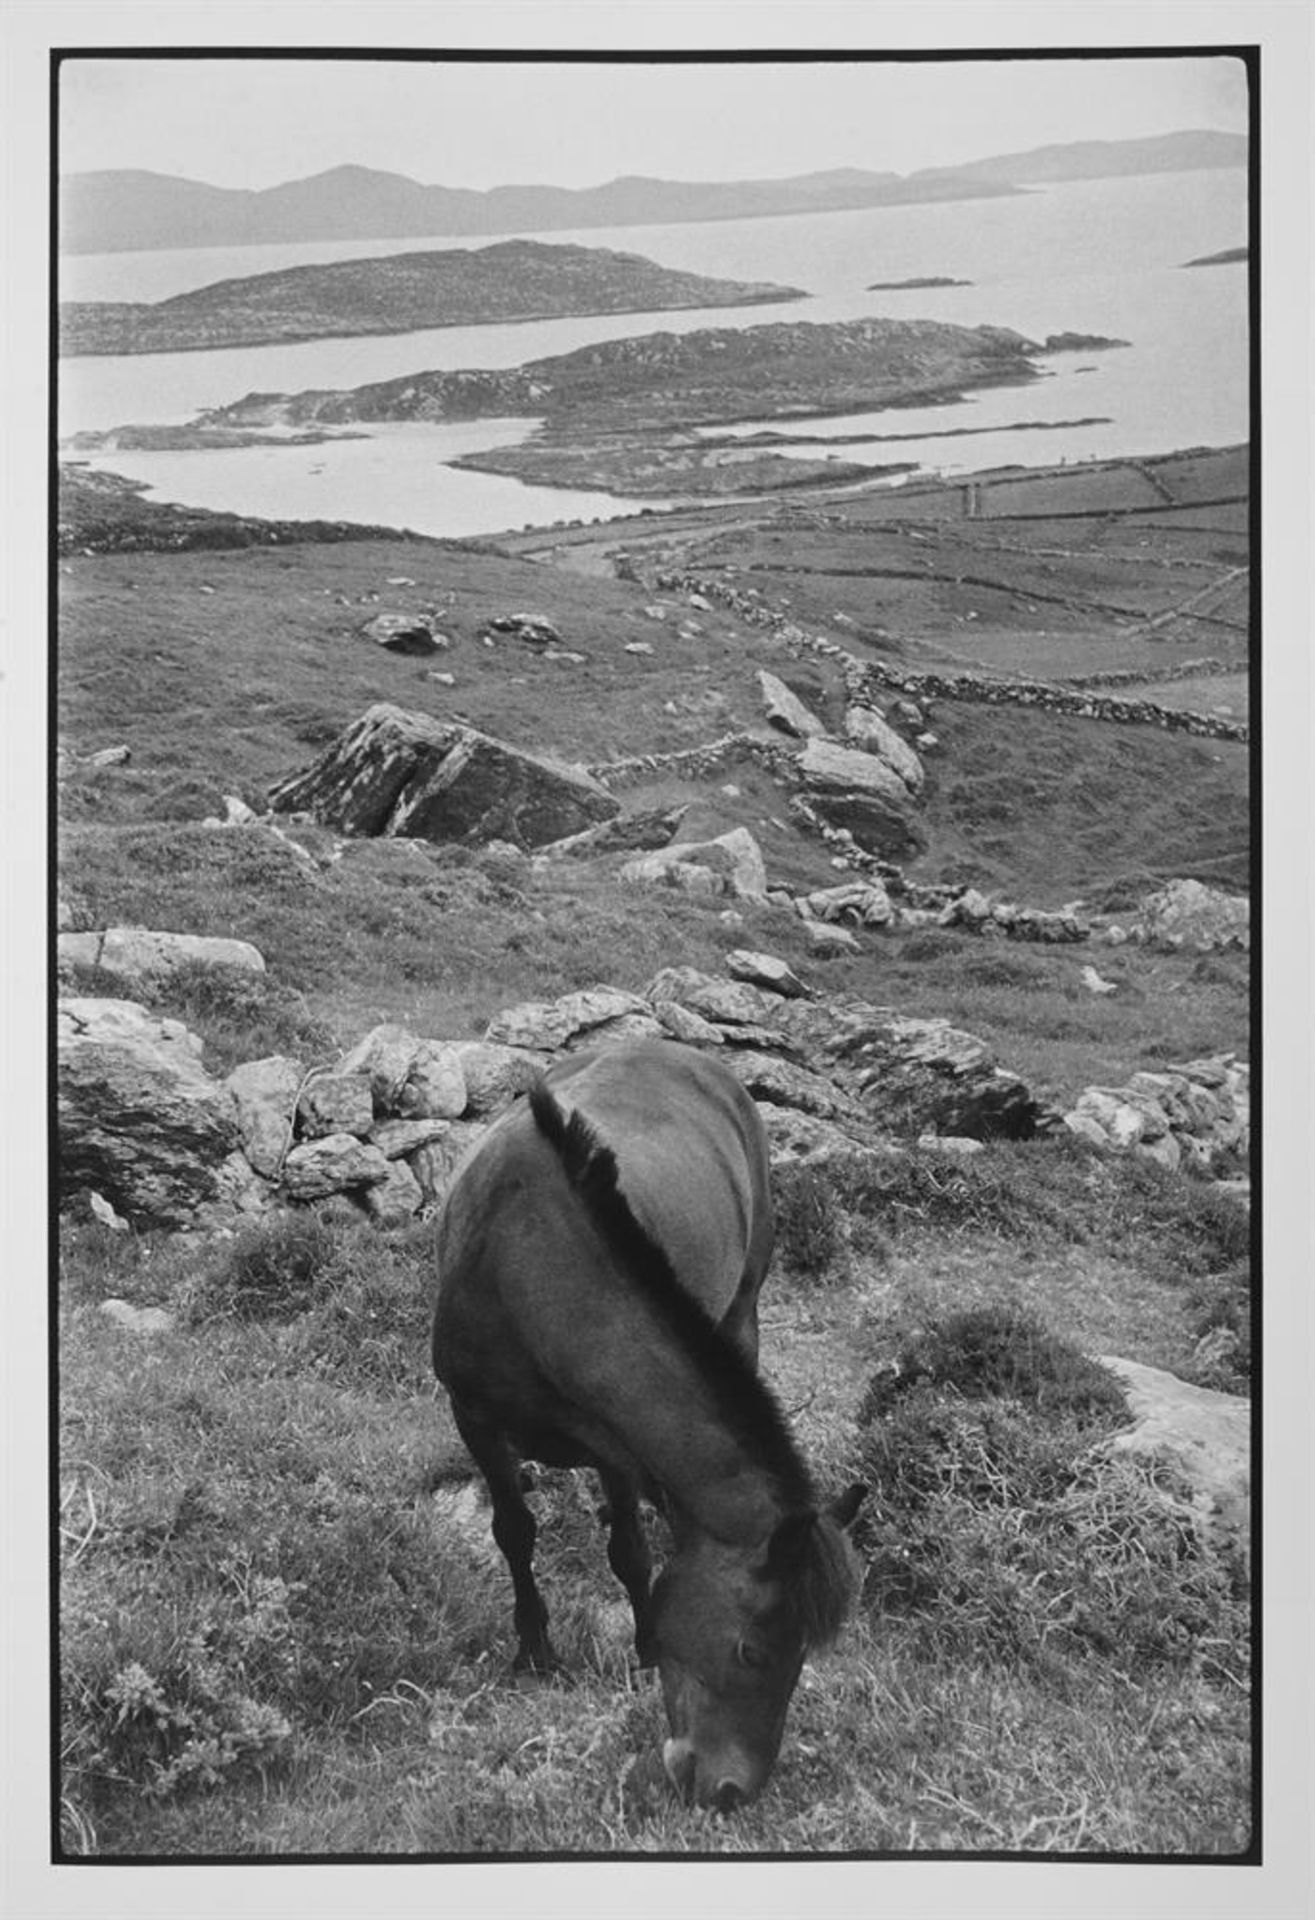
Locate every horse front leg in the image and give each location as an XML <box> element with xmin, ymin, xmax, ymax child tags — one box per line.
<box><xmin>452</xmin><ymin>1401</ymin><xmax>557</xmax><ymax>1673</ymax></box>
<box><xmin>599</xmin><ymin>1467</ymin><xmax>656</xmax><ymax>1667</ymax></box>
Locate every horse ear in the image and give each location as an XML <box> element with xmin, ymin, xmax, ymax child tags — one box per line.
<box><xmin>830</xmin><ymin>1483</ymin><xmax>868</xmax><ymax>1531</ymax></box>
<box><xmin>765</xmin><ymin>1510</ymin><xmax>817</xmax><ymax>1577</ymax></box>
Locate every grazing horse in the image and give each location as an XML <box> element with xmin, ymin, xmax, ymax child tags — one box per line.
<box><xmin>432</xmin><ymin>1038</ymin><xmax>862</xmax><ymax>1811</ymax></box>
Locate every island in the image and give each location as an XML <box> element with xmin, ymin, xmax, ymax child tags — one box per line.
<box><xmin>867</xmin><ymin>276</ymin><xmax>973</xmax><ymax>290</ymax></box>
<box><xmin>58</xmin><ymin>238</ymin><xmax>804</xmax><ymax>358</ymax></box>
<box><xmin>70</xmin><ymin>314</ymin><xmax>1130</xmax><ymax>500</ymax></box>
<box><xmin>1180</xmin><ymin>247</ymin><xmax>1248</xmax><ymax>269</ymax></box>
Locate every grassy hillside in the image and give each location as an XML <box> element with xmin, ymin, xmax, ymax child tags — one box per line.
<box><xmin>56</xmin><ymin>451</ymin><xmax>1252</xmax><ymax>1859</ymax></box>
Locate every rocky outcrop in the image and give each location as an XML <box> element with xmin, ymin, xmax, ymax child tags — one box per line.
<box><xmin>269</xmin><ymin>703</ymin><xmax>619</xmax><ymax>850</ymax></box>
<box><xmin>1064</xmin><ymin>1057</ymin><xmax>1249</xmax><ymax>1173</ymax></box>
<box><xmin>619</xmin><ymin>827</ymin><xmax>769</xmax><ymax>905</ymax></box>
<box><xmin>58</xmin><ymin>998</ymin><xmax>242</xmax><ymax>1228</ymax></box>
<box><xmin>1099</xmin><ymin>1357</ymin><xmax>1249</xmax><ymax>1566</ymax></box>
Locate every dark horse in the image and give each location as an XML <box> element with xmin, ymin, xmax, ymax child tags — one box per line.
<box><xmin>432</xmin><ymin>1039</ymin><xmax>862</xmax><ymax>1811</ymax></box>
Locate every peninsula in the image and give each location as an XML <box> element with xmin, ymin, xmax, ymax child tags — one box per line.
<box><xmin>58</xmin><ymin>239</ymin><xmax>803</xmax><ymax>358</ymax></box>
<box><xmin>72</xmin><ymin>314</ymin><xmax>1129</xmax><ymax>500</ymax></box>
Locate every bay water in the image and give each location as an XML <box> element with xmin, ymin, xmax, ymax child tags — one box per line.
<box><xmin>60</xmin><ymin>170</ymin><xmax>1248</xmax><ymax>538</ymax></box>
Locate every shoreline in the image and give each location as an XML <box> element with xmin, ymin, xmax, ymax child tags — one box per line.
<box><xmin>58</xmin><ymin>439</ymin><xmax>1249</xmax><ymax>557</ymax></box>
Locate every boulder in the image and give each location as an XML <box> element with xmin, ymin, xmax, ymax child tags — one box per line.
<box><xmin>756</xmin><ymin>1105</ymin><xmax>893</xmax><ymax>1173</ymax></box>
<box><xmin>340</xmin><ymin>1024</ymin><xmax>423</xmax><ymax>1114</ymax></box>
<box><xmin>485</xmin><ymin>986</ymin><xmax>657</xmax><ymax>1053</ymax></box>
<box><xmin>281</xmin><ymin>1134</ymin><xmax>392</xmax><ymax>1200</ymax></box>
<box><xmin>774</xmin><ymin>996</ymin><xmax>1044</xmax><ymax>1141</ymax></box>
<box><xmin>545</xmin><ymin>805</ymin><xmax>687</xmax><ymax>859</ymax></box>
<box><xmin>368</xmin><ymin>1117</ymin><xmax>453</xmax><ymax>1159</ymax></box>
<box><xmin>758</xmin><ymin>670</ymin><xmax>826</xmax><ymax>739</ymax></box>
<box><xmin>806</xmin><ymin>921</ymin><xmax>862</xmax><ymax>957</ymax></box>
<box><xmin>726</xmin><ymin>950</ymin><xmax>810</xmax><ymax>999</ymax></box>
<box><xmin>485</xmin><ymin>612</ymin><xmax>563</xmax><ymax>649</ymax></box>
<box><xmin>652</xmin><ymin>1001</ymin><xmax>726</xmax><ymax>1047</ymax></box>
<box><xmin>803</xmin><ymin>880</ymin><xmax>894</xmax><ymax>927</ymax></box>
<box><xmin>296</xmin><ymin>1071</ymin><xmax>374</xmax><ymax>1139</ymax></box>
<box><xmin>1098</xmin><ymin>1357</ymin><xmax>1250</xmax><ymax>1566</ymax></box>
<box><xmin>1136</xmin><ymin>879</ymin><xmax>1250</xmax><ymax>952</ymax></box>
<box><xmin>363</xmin><ymin>612</ymin><xmax>450</xmax><ymax>655</ymax></box>
<box><xmin>720</xmin><ymin>1050</ymin><xmax>865</xmax><ymax>1124</ymax></box>
<box><xmin>842</xmin><ymin>705</ymin><xmax>925</xmax><ymax>793</ymax></box>
<box><xmin>225</xmin><ymin>1055</ymin><xmax>303</xmax><ymax>1179</ymax></box>
<box><xmin>644</xmin><ymin>967</ymin><xmax>777</xmax><ymax>1029</ymax></box>
<box><xmin>444</xmin><ymin>1041</ymin><xmax>544</xmax><ymax>1115</ymax></box>
<box><xmin>409</xmin><ymin>1121</ymin><xmax>490</xmax><ymax>1206</ymax></box>
<box><xmin>58</xmin><ymin>997</ymin><xmax>240</xmax><ymax>1228</ymax></box>
<box><xmin>620</xmin><ymin>827</ymin><xmax>769</xmax><ymax>905</ymax></box>
<box><xmin>361</xmin><ymin>1157</ymin><xmax>426</xmax><ymax>1225</ymax></box>
<box><xmin>799</xmin><ymin>736</ymin><xmax>913</xmax><ymax>807</ymax></box>
<box><xmin>270</xmin><ymin>703</ymin><xmax>618</xmax><ymax>850</ymax></box>
<box><xmin>1063</xmin><ymin>1057</ymin><xmax>1248</xmax><ymax>1175</ymax></box>
<box><xmin>58</xmin><ymin>927</ymin><xmax>266</xmax><ymax>986</ymax></box>
<box><xmin>397</xmin><ymin>1041</ymin><xmax>469</xmax><ymax>1120</ymax></box>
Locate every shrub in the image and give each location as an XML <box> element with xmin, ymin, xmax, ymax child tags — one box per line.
<box><xmin>849</xmin><ymin>1305</ymin><xmax>1247</xmax><ymax>1680</ymax></box>
<box><xmin>772</xmin><ymin>1161</ymin><xmax>851</xmax><ymax>1282</ymax></box>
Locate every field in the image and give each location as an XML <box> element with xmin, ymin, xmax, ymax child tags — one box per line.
<box><xmin>55</xmin><ymin>446</ymin><xmax>1253</xmax><ymax>1861</ymax></box>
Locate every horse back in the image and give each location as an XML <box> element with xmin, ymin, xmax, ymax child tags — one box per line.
<box><xmin>432</xmin><ymin>1041</ymin><xmax>773</xmax><ymax>1457</ymax></box>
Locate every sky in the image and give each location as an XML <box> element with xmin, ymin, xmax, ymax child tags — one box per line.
<box><xmin>57</xmin><ymin>51</ymin><xmax>1249</xmax><ymax>191</ymax></box>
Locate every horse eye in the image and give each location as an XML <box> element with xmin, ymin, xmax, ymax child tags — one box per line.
<box><xmin>736</xmin><ymin>1639</ymin><xmax>770</xmax><ymax>1671</ymax></box>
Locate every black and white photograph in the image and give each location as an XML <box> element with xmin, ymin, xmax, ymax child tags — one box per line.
<box><xmin>10</xmin><ymin>2</ymin><xmax>1313</xmax><ymax>1911</ymax></box>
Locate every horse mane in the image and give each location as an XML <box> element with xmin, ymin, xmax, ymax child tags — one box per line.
<box><xmin>528</xmin><ymin>1078</ymin><xmax>816</xmax><ymax>1517</ymax></box>
<box><xmin>777</xmin><ymin>1512</ymin><xmax>858</xmax><ymax>1652</ymax></box>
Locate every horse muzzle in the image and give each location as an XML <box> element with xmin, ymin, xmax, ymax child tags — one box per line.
<box><xmin>662</xmin><ymin>1736</ymin><xmax>757</xmax><ymax>1813</ymax></box>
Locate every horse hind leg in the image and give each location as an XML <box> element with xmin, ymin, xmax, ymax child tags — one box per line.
<box><xmin>599</xmin><ymin>1468</ymin><xmax>656</xmax><ymax>1667</ymax></box>
<box><xmin>452</xmin><ymin>1402</ymin><xmax>557</xmax><ymax>1674</ymax></box>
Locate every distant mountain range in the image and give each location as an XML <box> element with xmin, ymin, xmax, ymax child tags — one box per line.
<box><xmin>60</xmin><ymin>130</ymin><xmax>1245</xmax><ymax>257</ymax></box>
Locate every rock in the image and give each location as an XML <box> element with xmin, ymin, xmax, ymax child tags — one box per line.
<box><xmin>361</xmin><ymin>1157</ymin><xmax>425</xmax><ymax>1225</ymax></box>
<box><xmin>485</xmin><ymin>612</ymin><xmax>563</xmax><ymax>648</ymax></box>
<box><xmin>726</xmin><ymin>950</ymin><xmax>810</xmax><ymax>999</ymax></box>
<box><xmin>1137</xmin><ymin>879</ymin><xmax>1250</xmax><ymax>952</ymax></box>
<box><xmin>363</xmin><ymin>612</ymin><xmax>450</xmax><ymax>655</ymax></box>
<box><xmin>1098</xmin><ymin>1356</ymin><xmax>1249</xmax><ymax>1565</ymax></box>
<box><xmin>99</xmin><ymin>1300</ymin><xmax>176</xmax><ymax>1335</ymax></box>
<box><xmin>397</xmin><ymin>1042</ymin><xmax>469</xmax><ymax>1120</ymax></box>
<box><xmin>804</xmin><ymin>881</ymin><xmax>893</xmax><ymax>927</ymax></box>
<box><xmin>58</xmin><ymin>998</ymin><xmax>241</xmax><ymax>1228</ymax></box>
<box><xmin>88</xmin><ymin>1191</ymin><xmax>132</xmax><ymax>1231</ymax></box>
<box><xmin>545</xmin><ymin>804</ymin><xmax>687</xmax><ymax>860</ymax></box>
<box><xmin>409</xmin><ymin>1121</ymin><xmax>489</xmax><ymax>1206</ymax></box>
<box><xmin>86</xmin><ymin>744</ymin><xmax>131</xmax><ymax>768</ymax></box>
<box><xmin>774</xmin><ymin>997</ymin><xmax>1044</xmax><ymax>1141</ymax></box>
<box><xmin>799</xmin><ymin>736</ymin><xmax>912</xmax><ymax>806</ymax></box>
<box><xmin>758</xmin><ymin>670</ymin><xmax>826</xmax><ymax>739</ymax></box>
<box><xmin>720</xmin><ymin>1050</ymin><xmax>864</xmax><ymax>1124</ymax></box>
<box><xmin>199</xmin><ymin>1150</ymin><xmax>280</xmax><ymax>1226</ymax></box>
<box><xmin>225</xmin><ymin>1055</ymin><xmax>303</xmax><ymax>1179</ymax></box>
<box><xmin>916</xmin><ymin>1134</ymin><xmax>986</xmax><ymax>1157</ymax></box>
<box><xmin>805</xmin><ymin>921</ymin><xmax>861</xmax><ymax>957</ymax></box>
<box><xmin>620</xmin><ymin>827</ymin><xmax>769</xmax><ymax>905</ymax></box>
<box><xmin>652</xmin><ymin>1001</ymin><xmax>726</xmax><ymax>1047</ymax></box>
<box><xmin>644</xmin><ymin>967</ymin><xmax>777</xmax><ymax>1029</ymax></box>
<box><xmin>270</xmin><ymin>703</ymin><xmax>618</xmax><ymax>850</ymax></box>
<box><xmin>842</xmin><ymin>705</ymin><xmax>925</xmax><ymax>793</ymax></box>
<box><xmin>625</xmin><ymin>641</ymin><xmax>654</xmax><ymax>656</ymax></box>
<box><xmin>281</xmin><ymin>1134</ymin><xmax>392</xmax><ymax>1200</ymax></box>
<box><xmin>340</xmin><ymin>1024</ymin><xmax>423</xmax><ymax>1114</ymax></box>
<box><xmin>58</xmin><ymin>928</ymin><xmax>266</xmax><ymax>987</ymax></box>
<box><xmin>1063</xmin><ymin>1056</ymin><xmax>1248</xmax><ymax>1175</ymax></box>
<box><xmin>1081</xmin><ymin>965</ymin><xmax>1119</xmax><ymax>995</ymax></box>
<box><xmin>938</xmin><ymin>889</ymin><xmax>993</xmax><ymax>930</ymax></box>
<box><xmin>485</xmin><ymin>986</ymin><xmax>657</xmax><ymax>1053</ymax></box>
<box><xmin>368</xmin><ymin>1117</ymin><xmax>453</xmax><ymax>1158</ymax></box>
<box><xmin>756</xmin><ymin>1104</ymin><xmax>893</xmax><ymax>1173</ymax></box>
<box><xmin>444</xmin><ymin>1041</ymin><xmax>544</xmax><ymax>1115</ymax></box>
<box><xmin>296</xmin><ymin>1071</ymin><xmax>374</xmax><ymax>1139</ymax></box>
